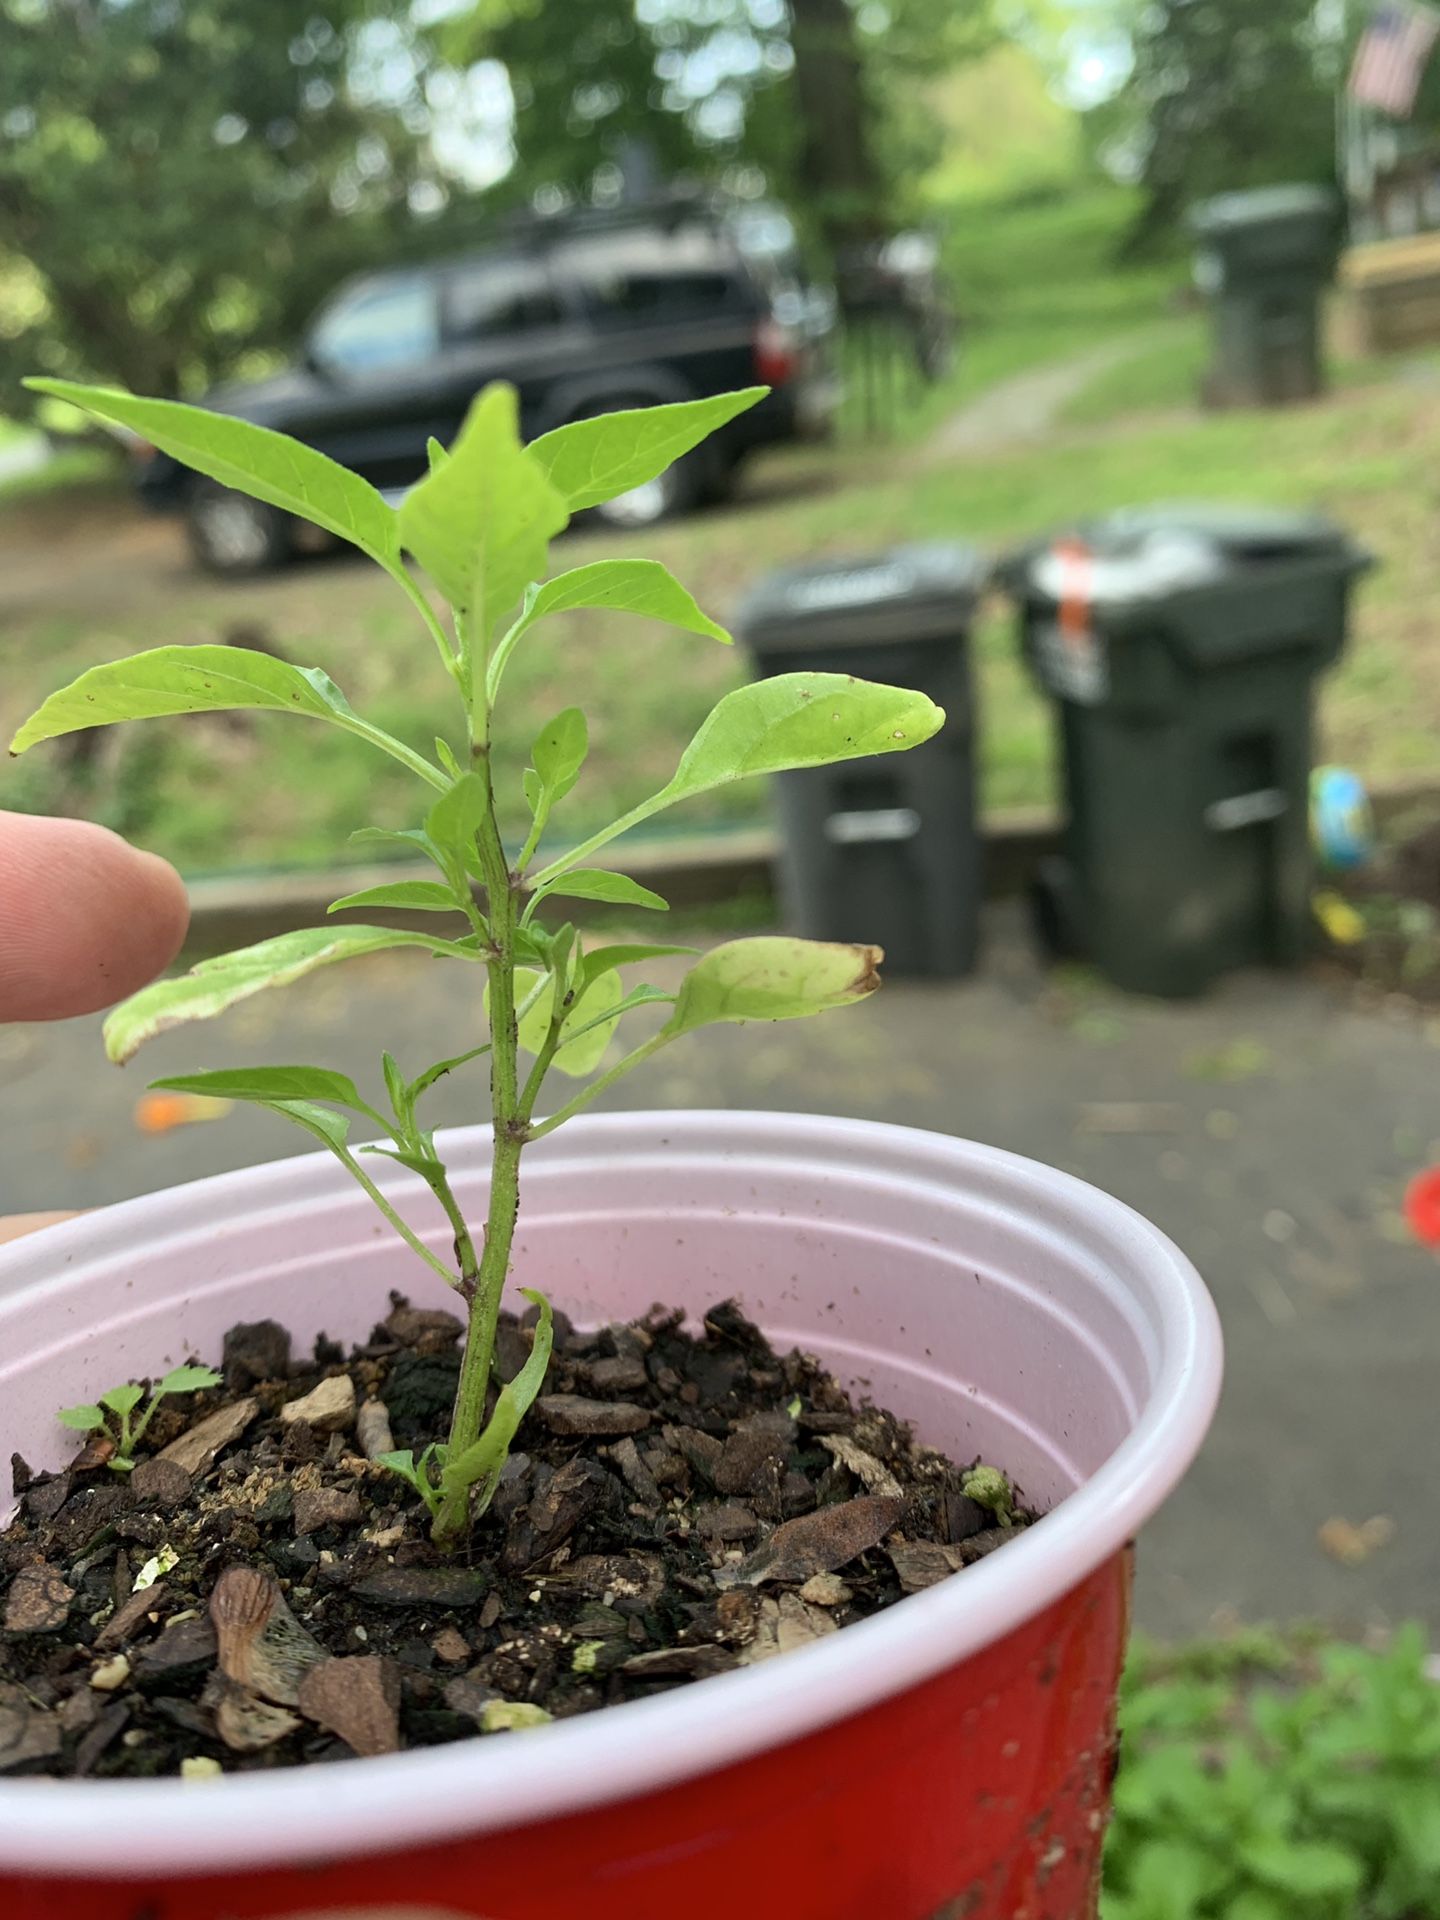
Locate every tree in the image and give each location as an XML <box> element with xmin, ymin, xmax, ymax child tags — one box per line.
<box><xmin>0</xmin><ymin>0</ymin><xmax>438</xmax><ymax>404</ymax></box>
<box><xmin>1101</xmin><ymin>0</ymin><xmax>1336</xmax><ymax>253</ymax></box>
<box><xmin>437</xmin><ymin>0</ymin><xmax>709</xmax><ymax>213</ymax></box>
<box><xmin>446</xmin><ymin>0</ymin><xmax>993</xmax><ymax>266</ymax></box>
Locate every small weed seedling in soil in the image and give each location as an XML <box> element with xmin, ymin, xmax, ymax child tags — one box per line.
<box><xmin>57</xmin><ymin>1366</ymin><xmax>222</xmax><ymax>1473</ymax></box>
<box><xmin>3</xmin><ymin>378</ymin><xmax>1028</xmax><ymax>1775</ymax></box>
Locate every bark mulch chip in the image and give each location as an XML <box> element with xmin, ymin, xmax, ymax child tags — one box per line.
<box><xmin>0</xmin><ymin>1295</ymin><xmax>1033</xmax><ymax>1778</ymax></box>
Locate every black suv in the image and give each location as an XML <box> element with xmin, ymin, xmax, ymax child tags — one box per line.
<box><xmin>135</xmin><ymin>200</ymin><xmax>838</xmax><ymax>575</ymax></box>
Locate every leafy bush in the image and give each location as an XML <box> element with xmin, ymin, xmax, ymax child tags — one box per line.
<box><xmin>1106</xmin><ymin>1627</ymin><xmax>1440</xmax><ymax>1919</ymax></box>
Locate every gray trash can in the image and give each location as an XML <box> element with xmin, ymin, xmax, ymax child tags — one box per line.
<box><xmin>1002</xmin><ymin>504</ymin><xmax>1372</xmax><ymax>997</ymax></box>
<box><xmin>1190</xmin><ymin>184</ymin><xmax>1340</xmax><ymax>406</ymax></box>
<box><xmin>735</xmin><ymin>543</ymin><xmax>986</xmax><ymax>977</ymax></box>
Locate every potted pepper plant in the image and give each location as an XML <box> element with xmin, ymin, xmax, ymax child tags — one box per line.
<box><xmin>0</xmin><ymin>377</ymin><xmax>1222</xmax><ymax>1920</ymax></box>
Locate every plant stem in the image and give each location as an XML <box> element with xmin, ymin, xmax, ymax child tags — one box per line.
<box><xmin>526</xmin><ymin>1030</ymin><xmax>671</xmax><ymax>1140</ymax></box>
<box><xmin>422</xmin><ymin>1164</ymin><xmax>481</xmax><ymax>1296</ymax></box>
<box><xmin>336</xmin><ymin>1143</ymin><xmax>460</xmax><ymax>1292</ymax></box>
<box><xmin>434</xmin><ymin>713</ymin><xmax>523</xmax><ymax>1546</ymax></box>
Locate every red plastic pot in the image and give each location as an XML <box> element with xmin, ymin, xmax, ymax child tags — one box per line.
<box><xmin>0</xmin><ymin>1112</ymin><xmax>1221</xmax><ymax>1919</ymax></box>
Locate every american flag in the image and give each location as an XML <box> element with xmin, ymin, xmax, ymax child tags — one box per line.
<box><xmin>1349</xmin><ymin>1</ymin><xmax>1440</xmax><ymax>117</ymax></box>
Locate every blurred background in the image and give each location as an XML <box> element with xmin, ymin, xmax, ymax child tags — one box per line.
<box><xmin>3</xmin><ymin>2</ymin><xmax>1440</xmax><ymax>1902</ymax></box>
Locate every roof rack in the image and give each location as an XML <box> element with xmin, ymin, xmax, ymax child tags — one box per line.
<box><xmin>492</xmin><ymin>188</ymin><xmax>729</xmax><ymax>244</ymax></box>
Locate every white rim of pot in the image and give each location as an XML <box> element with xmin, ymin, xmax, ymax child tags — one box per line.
<box><xmin>0</xmin><ymin>1112</ymin><xmax>1222</xmax><ymax>1876</ymax></box>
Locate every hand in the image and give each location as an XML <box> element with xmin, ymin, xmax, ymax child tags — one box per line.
<box><xmin>0</xmin><ymin>810</ymin><xmax>188</xmax><ymax>1242</ymax></box>
<box><xmin>0</xmin><ymin>809</ymin><xmax>188</xmax><ymax>1021</ymax></box>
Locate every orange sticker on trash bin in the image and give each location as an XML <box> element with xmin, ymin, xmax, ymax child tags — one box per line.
<box><xmin>1037</xmin><ymin>537</ymin><xmax>1107</xmax><ymax>705</ymax></box>
<box><xmin>1055</xmin><ymin>536</ymin><xmax>1094</xmax><ymax>641</ymax></box>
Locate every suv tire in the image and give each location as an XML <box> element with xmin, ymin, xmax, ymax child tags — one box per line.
<box><xmin>184</xmin><ymin>478</ymin><xmax>290</xmax><ymax>576</ymax></box>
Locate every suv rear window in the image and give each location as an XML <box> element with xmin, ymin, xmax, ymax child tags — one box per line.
<box><xmin>444</xmin><ymin>255</ymin><xmax>562</xmax><ymax>340</ymax></box>
<box><xmin>554</xmin><ymin>229</ymin><xmax>752</xmax><ymax>327</ymax></box>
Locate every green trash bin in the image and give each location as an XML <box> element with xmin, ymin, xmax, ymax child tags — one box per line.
<box><xmin>1190</xmin><ymin>185</ymin><xmax>1340</xmax><ymax>406</ymax></box>
<box><xmin>1004</xmin><ymin>504</ymin><xmax>1373</xmax><ymax>997</ymax></box>
<box><xmin>735</xmin><ymin>543</ymin><xmax>986</xmax><ymax>978</ymax></box>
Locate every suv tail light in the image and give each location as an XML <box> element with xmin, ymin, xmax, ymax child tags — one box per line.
<box><xmin>754</xmin><ymin>316</ymin><xmax>799</xmax><ymax>386</ymax></box>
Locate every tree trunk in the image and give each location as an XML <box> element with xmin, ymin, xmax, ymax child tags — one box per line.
<box><xmin>788</xmin><ymin>0</ymin><xmax>885</xmax><ymax>263</ymax></box>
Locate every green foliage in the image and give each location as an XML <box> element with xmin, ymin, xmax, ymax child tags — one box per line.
<box><xmin>530</xmin><ymin>673</ymin><xmax>943</xmax><ymax>880</ymax></box>
<box><xmin>102</xmin><ymin>926</ymin><xmax>469</xmax><ymax>1065</ymax></box>
<box><xmin>398</xmin><ymin>384</ymin><xmax>568</xmax><ymax>639</ymax></box>
<box><xmin>1097</xmin><ymin>0</ymin><xmax>1337</xmax><ymax>254</ymax></box>
<box><xmin>529</xmin><ymin>870</ymin><xmax>668</xmax><ymax>915</ymax></box>
<box><xmin>16</xmin><ymin>377</ymin><xmax>937</xmax><ymax>1547</ymax></box>
<box><xmin>663</xmin><ymin>936</ymin><xmax>880</xmax><ymax>1036</ymax></box>
<box><xmin>8</xmin><ymin>639</ymin><xmax>445</xmax><ymax>790</ymax></box>
<box><xmin>1107</xmin><ymin>1628</ymin><xmax>1440</xmax><ymax>1918</ymax></box>
<box><xmin>528</xmin><ymin>393</ymin><xmax>766</xmax><ymax>516</ymax></box>
<box><xmin>0</xmin><ymin>0</ymin><xmax>437</xmax><ymax>403</ymax></box>
<box><xmin>56</xmin><ymin>1364</ymin><xmax>222</xmax><ymax>1472</ymax></box>
<box><xmin>24</xmin><ymin>380</ymin><xmax>401</xmax><ymax>574</ymax></box>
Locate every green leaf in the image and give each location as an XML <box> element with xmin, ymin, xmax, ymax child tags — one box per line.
<box><xmin>530</xmin><ymin>674</ymin><xmax>943</xmax><ymax>885</ymax></box>
<box><xmin>525</xmin><ymin>558</ymin><xmax>727</xmax><ymax>641</ymax></box>
<box><xmin>363</xmin><ymin>1142</ymin><xmax>444</xmax><ymax>1179</ymax></box>
<box><xmin>1237</xmin><ymin>1837</ymin><xmax>1364</xmax><ymax>1900</ymax></box>
<box><xmin>426</xmin><ymin>771</ymin><xmax>487</xmax><ymax>854</ymax></box>
<box><xmin>382</xmin><ymin>1052</ymin><xmax>409</xmax><ymax>1122</ymax></box>
<box><xmin>103</xmin><ymin>925</ymin><xmax>467</xmax><ymax>1064</ymax></box>
<box><xmin>398</xmin><ymin>382</ymin><xmax>567</xmax><ymax>633</ymax></box>
<box><xmin>408</xmin><ymin>1041</ymin><xmax>493</xmax><ymax>1103</ymax></box>
<box><xmin>375</xmin><ymin>1447</ymin><xmax>444</xmax><ymax>1519</ymax></box>
<box><xmin>667</xmin><ymin>673</ymin><xmax>943</xmax><ymax>795</ymax></box>
<box><xmin>528</xmin><ymin>389</ymin><xmax>766</xmax><ymax>512</ymax></box>
<box><xmin>99</xmin><ymin>1384</ymin><xmax>144</xmax><ymax>1417</ymax></box>
<box><xmin>434</xmin><ymin>738</ymin><xmax>464</xmax><ymax>778</ymax></box>
<box><xmin>425</xmin><ymin>436</ymin><xmax>449</xmax><ymax>473</ymax></box>
<box><xmin>149</xmin><ymin>1065</ymin><xmax>369</xmax><ymax>1109</ymax></box>
<box><xmin>13</xmin><ymin>645</ymin><xmax>353</xmax><ymax>755</ymax></box>
<box><xmin>440</xmin><ymin>1288</ymin><xmax>553</xmax><ymax>1507</ymax></box>
<box><xmin>522</xmin><ymin>768</ymin><xmax>545</xmax><ymax>816</ymax></box>
<box><xmin>329</xmin><ymin>880</ymin><xmax>461</xmax><ymax>915</ymax></box>
<box><xmin>579</xmin><ymin>942</ymin><xmax>697</xmax><ymax>988</ymax></box>
<box><xmin>664</xmin><ymin>937</ymin><xmax>882</xmax><ymax>1038</ymax></box>
<box><xmin>530</xmin><ymin>708</ymin><xmax>588</xmax><ymax>806</ymax></box>
<box><xmin>1125</xmin><ymin>1837</ymin><xmax>1226</xmax><ymax>1914</ymax></box>
<box><xmin>351</xmin><ymin>826</ymin><xmax>439</xmax><ymax>858</ymax></box>
<box><xmin>532</xmin><ymin>870</ymin><xmax>668</xmax><ymax>914</ymax></box>
<box><xmin>510</xmin><ymin>964</ymin><xmax>624</xmax><ymax>1077</ymax></box>
<box><xmin>1226</xmin><ymin>1894</ymin><xmax>1291</xmax><ymax>1920</ymax></box>
<box><xmin>156</xmin><ymin>1365</ymin><xmax>222</xmax><ymax>1397</ymax></box>
<box><xmin>486</xmin><ymin>558</ymin><xmax>729</xmax><ymax>698</ymax></box>
<box><xmin>23</xmin><ymin>379</ymin><xmax>399</xmax><ymax>570</ymax></box>
<box><xmin>57</xmin><ymin>1403</ymin><xmax>106</xmax><ymax>1432</ymax></box>
<box><xmin>258</xmin><ymin>1099</ymin><xmax>354</xmax><ymax>1154</ymax></box>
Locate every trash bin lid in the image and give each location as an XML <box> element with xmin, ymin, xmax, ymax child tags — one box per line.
<box><xmin>1021</xmin><ymin>503</ymin><xmax>1354</xmax><ymax>610</ymax></box>
<box><xmin>1189</xmin><ymin>183</ymin><xmax>1337</xmax><ymax>237</ymax></box>
<box><xmin>734</xmin><ymin>542</ymin><xmax>988</xmax><ymax>651</ymax></box>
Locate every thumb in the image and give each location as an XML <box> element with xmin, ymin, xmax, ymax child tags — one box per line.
<box><xmin>0</xmin><ymin>811</ymin><xmax>189</xmax><ymax>1021</ymax></box>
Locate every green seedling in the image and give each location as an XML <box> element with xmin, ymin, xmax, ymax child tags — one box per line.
<box><xmin>15</xmin><ymin>374</ymin><xmax>943</xmax><ymax>1549</ymax></box>
<box><xmin>961</xmin><ymin>1463</ymin><xmax>1016</xmax><ymax>1528</ymax></box>
<box><xmin>57</xmin><ymin>1364</ymin><xmax>222</xmax><ymax>1472</ymax></box>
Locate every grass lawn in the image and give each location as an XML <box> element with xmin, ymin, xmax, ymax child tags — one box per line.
<box><xmin>1</xmin><ymin>285</ymin><xmax>1436</xmax><ymax>879</ymax></box>
<box><xmin>0</xmin><ymin>178</ymin><xmax>1436</xmax><ymax>879</ymax></box>
<box><xmin>838</xmin><ymin>184</ymin><xmax>1189</xmax><ymax>446</ymax></box>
